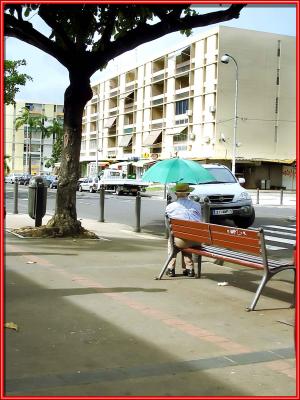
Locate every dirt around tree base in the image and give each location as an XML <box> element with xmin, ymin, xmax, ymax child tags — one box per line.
<box><xmin>12</xmin><ymin>225</ymin><xmax>99</xmax><ymax>239</ymax></box>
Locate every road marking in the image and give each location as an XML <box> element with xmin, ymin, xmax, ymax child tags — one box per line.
<box><xmin>264</xmin><ymin>235</ymin><xmax>296</xmax><ymax>245</ymax></box>
<box><xmin>263</xmin><ymin>229</ymin><xmax>296</xmax><ymax>237</ymax></box>
<box><xmin>264</xmin><ymin>225</ymin><xmax>296</xmax><ymax>232</ymax></box>
<box><xmin>266</xmin><ymin>244</ymin><xmax>287</xmax><ymax>251</ymax></box>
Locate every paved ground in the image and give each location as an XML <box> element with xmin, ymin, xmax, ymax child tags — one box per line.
<box><xmin>4</xmin><ymin>213</ymin><xmax>297</xmax><ymax>396</ymax></box>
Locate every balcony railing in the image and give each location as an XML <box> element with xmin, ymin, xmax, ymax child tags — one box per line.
<box><xmin>152</xmin><ymin>73</ymin><xmax>165</xmax><ymax>82</ymax></box>
<box><xmin>175</xmin><ymin>64</ymin><xmax>190</xmax><ymax>75</ymax></box>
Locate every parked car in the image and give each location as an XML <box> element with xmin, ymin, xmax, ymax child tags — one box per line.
<box><xmin>77</xmin><ymin>178</ymin><xmax>85</xmax><ymax>191</ymax></box>
<box><xmin>168</xmin><ymin>164</ymin><xmax>255</xmax><ymax>229</ymax></box>
<box><xmin>19</xmin><ymin>174</ymin><xmax>32</xmax><ymax>185</ymax></box>
<box><xmin>189</xmin><ymin>164</ymin><xmax>255</xmax><ymax>228</ymax></box>
<box><xmin>49</xmin><ymin>176</ymin><xmax>58</xmax><ymax>189</ymax></box>
<box><xmin>78</xmin><ymin>177</ymin><xmax>99</xmax><ymax>193</ymax></box>
<box><xmin>40</xmin><ymin>175</ymin><xmax>53</xmax><ymax>187</ymax></box>
<box><xmin>6</xmin><ymin>173</ymin><xmax>23</xmax><ymax>183</ymax></box>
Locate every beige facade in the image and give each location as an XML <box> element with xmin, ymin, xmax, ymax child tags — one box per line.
<box><xmin>5</xmin><ymin>102</ymin><xmax>63</xmax><ymax>174</ymax></box>
<box><xmin>81</xmin><ymin>26</ymin><xmax>296</xmax><ymax>188</ymax></box>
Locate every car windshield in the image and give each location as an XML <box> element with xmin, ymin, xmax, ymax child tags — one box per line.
<box><xmin>204</xmin><ymin>168</ymin><xmax>237</xmax><ymax>184</ymax></box>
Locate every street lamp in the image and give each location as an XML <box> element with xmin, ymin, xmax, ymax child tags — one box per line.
<box><xmin>221</xmin><ymin>53</ymin><xmax>239</xmax><ymax>176</ymax></box>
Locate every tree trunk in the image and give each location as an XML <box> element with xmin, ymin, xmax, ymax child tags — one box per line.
<box><xmin>47</xmin><ymin>73</ymin><xmax>93</xmax><ymax>235</ymax></box>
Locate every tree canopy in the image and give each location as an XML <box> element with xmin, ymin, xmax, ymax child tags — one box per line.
<box><xmin>5</xmin><ymin>5</ymin><xmax>245</xmax><ymax>75</ymax></box>
<box><xmin>4</xmin><ymin>59</ymin><xmax>32</xmax><ymax>105</ymax></box>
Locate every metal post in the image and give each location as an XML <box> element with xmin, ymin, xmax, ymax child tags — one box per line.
<box><xmin>35</xmin><ymin>186</ymin><xmax>43</xmax><ymax>227</ymax></box>
<box><xmin>203</xmin><ymin>197</ymin><xmax>210</xmax><ymax>223</ymax></box>
<box><xmin>163</xmin><ymin>184</ymin><xmax>167</xmax><ymax>200</ymax></box>
<box><xmin>280</xmin><ymin>188</ymin><xmax>284</xmax><ymax>205</ymax></box>
<box><xmin>99</xmin><ymin>186</ymin><xmax>105</xmax><ymax>222</ymax></box>
<box><xmin>256</xmin><ymin>188</ymin><xmax>260</xmax><ymax>204</ymax></box>
<box><xmin>134</xmin><ymin>192</ymin><xmax>141</xmax><ymax>232</ymax></box>
<box><xmin>221</xmin><ymin>53</ymin><xmax>238</xmax><ymax>176</ymax></box>
<box><xmin>165</xmin><ymin>194</ymin><xmax>172</xmax><ymax>238</ymax></box>
<box><xmin>13</xmin><ymin>181</ymin><xmax>18</xmax><ymax>214</ymax></box>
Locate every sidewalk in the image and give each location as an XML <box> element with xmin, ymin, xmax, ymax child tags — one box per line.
<box><xmin>4</xmin><ymin>213</ymin><xmax>296</xmax><ymax>396</ymax></box>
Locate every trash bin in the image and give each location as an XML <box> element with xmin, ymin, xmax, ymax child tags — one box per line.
<box><xmin>28</xmin><ymin>176</ymin><xmax>47</xmax><ymax>227</ymax></box>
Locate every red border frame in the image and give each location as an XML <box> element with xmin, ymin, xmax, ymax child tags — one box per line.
<box><xmin>1</xmin><ymin>1</ymin><xmax>299</xmax><ymax>399</ymax></box>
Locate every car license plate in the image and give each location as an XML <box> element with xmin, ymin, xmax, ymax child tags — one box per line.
<box><xmin>213</xmin><ymin>209</ymin><xmax>233</xmax><ymax>215</ymax></box>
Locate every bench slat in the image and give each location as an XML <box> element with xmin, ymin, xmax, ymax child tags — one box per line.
<box><xmin>211</xmin><ymin>237</ymin><xmax>261</xmax><ymax>255</ymax></box>
<box><xmin>209</xmin><ymin>224</ymin><xmax>260</xmax><ymax>240</ymax></box>
<box><xmin>171</xmin><ymin>218</ymin><xmax>210</xmax><ymax>232</ymax></box>
<box><xmin>171</xmin><ymin>229</ymin><xmax>210</xmax><ymax>245</ymax></box>
<box><xmin>212</xmin><ymin>233</ymin><xmax>261</xmax><ymax>254</ymax></box>
<box><xmin>184</xmin><ymin>247</ymin><xmax>265</xmax><ymax>270</ymax></box>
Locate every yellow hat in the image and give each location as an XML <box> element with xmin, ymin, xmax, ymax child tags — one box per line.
<box><xmin>173</xmin><ymin>182</ymin><xmax>193</xmax><ymax>193</ymax></box>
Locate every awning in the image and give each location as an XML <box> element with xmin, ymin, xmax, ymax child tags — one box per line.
<box><xmin>143</xmin><ymin>130</ymin><xmax>162</xmax><ymax>146</ymax></box>
<box><xmin>119</xmin><ymin>135</ymin><xmax>132</xmax><ymax>147</ymax></box>
<box><xmin>98</xmin><ymin>162</ymin><xmax>110</xmax><ymax>167</ymax></box>
<box><xmin>172</xmin><ymin>126</ymin><xmax>187</xmax><ymax>135</ymax></box>
<box><xmin>120</xmin><ymin>91</ymin><xmax>134</xmax><ymax>100</ymax></box>
<box><xmin>132</xmin><ymin>160</ymin><xmax>156</xmax><ymax>168</ymax></box>
<box><xmin>110</xmin><ymin>161</ymin><xmax>132</xmax><ymax>168</ymax></box>
<box><xmin>104</xmin><ymin>117</ymin><xmax>116</xmax><ymax>128</ymax></box>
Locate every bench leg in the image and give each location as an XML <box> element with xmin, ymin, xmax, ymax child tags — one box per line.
<box><xmin>246</xmin><ymin>272</ymin><xmax>270</xmax><ymax>312</ymax></box>
<box><xmin>290</xmin><ymin>268</ymin><xmax>296</xmax><ymax>308</ymax></box>
<box><xmin>155</xmin><ymin>249</ymin><xmax>178</xmax><ymax>280</ymax></box>
<box><xmin>196</xmin><ymin>255</ymin><xmax>202</xmax><ymax>279</ymax></box>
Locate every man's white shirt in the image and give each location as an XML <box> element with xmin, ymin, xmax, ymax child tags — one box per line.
<box><xmin>166</xmin><ymin>198</ymin><xmax>202</xmax><ymax>221</ymax></box>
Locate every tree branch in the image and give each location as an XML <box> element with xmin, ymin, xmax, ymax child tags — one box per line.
<box><xmin>38</xmin><ymin>5</ymin><xmax>76</xmax><ymax>52</ymax></box>
<box><xmin>89</xmin><ymin>4</ymin><xmax>246</xmax><ymax>74</ymax></box>
<box><xmin>4</xmin><ymin>12</ymin><xmax>72</xmax><ymax>68</ymax></box>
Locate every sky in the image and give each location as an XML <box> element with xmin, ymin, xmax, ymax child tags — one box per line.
<box><xmin>4</xmin><ymin>4</ymin><xmax>297</xmax><ymax>105</ymax></box>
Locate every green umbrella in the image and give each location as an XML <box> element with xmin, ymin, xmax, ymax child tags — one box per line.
<box><xmin>142</xmin><ymin>158</ymin><xmax>216</xmax><ymax>184</ymax></box>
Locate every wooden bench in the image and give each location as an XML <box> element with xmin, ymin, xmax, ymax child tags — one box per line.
<box><xmin>157</xmin><ymin>218</ymin><xmax>295</xmax><ymax>311</ymax></box>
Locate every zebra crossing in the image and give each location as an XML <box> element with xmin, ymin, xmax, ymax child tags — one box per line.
<box><xmin>256</xmin><ymin>224</ymin><xmax>296</xmax><ymax>251</ymax></box>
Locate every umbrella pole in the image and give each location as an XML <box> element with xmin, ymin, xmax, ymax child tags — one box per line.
<box><xmin>163</xmin><ymin>184</ymin><xmax>167</xmax><ymax>199</ymax></box>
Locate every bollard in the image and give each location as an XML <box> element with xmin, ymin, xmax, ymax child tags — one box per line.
<box><xmin>165</xmin><ymin>193</ymin><xmax>173</xmax><ymax>238</ymax></box>
<box><xmin>134</xmin><ymin>191</ymin><xmax>141</xmax><ymax>232</ymax></box>
<box><xmin>256</xmin><ymin>188</ymin><xmax>260</xmax><ymax>205</ymax></box>
<box><xmin>13</xmin><ymin>181</ymin><xmax>18</xmax><ymax>214</ymax></box>
<box><xmin>203</xmin><ymin>197</ymin><xmax>210</xmax><ymax>223</ymax></box>
<box><xmin>99</xmin><ymin>186</ymin><xmax>105</xmax><ymax>222</ymax></box>
<box><xmin>280</xmin><ymin>188</ymin><xmax>283</xmax><ymax>205</ymax></box>
<box><xmin>35</xmin><ymin>185</ymin><xmax>44</xmax><ymax>227</ymax></box>
<box><xmin>28</xmin><ymin>176</ymin><xmax>47</xmax><ymax>227</ymax></box>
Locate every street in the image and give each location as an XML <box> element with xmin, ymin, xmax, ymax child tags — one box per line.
<box><xmin>5</xmin><ymin>184</ymin><xmax>296</xmax><ymax>260</ymax></box>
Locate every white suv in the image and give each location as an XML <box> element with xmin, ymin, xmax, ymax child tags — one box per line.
<box><xmin>168</xmin><ymin>164</ymin><xmax>255</xmax><ymax>228</ymax></box>
<box><xmin>78</xmin><ymin>177</ymin><xmax>99</xmax><ymax>193</ymax></box>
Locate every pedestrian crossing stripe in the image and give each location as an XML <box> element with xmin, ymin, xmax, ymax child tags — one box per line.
<box><xmin>264</xmin><ymin>225</ymin><xmax>296</xmax><ymax>232</ymax></box>
<box><xmin>264</xmin><ymin>235</ymin><xmax>296</xmax><ymax>245</ymax></box>
<box><xmin>263</xmin><ymin>229</ymin><xmax>296</xmax><ymax>238</ymax></box>
<box><xmin>266</xmin><ymin>244</ymin><xmax>287</xmax><ymax>251</ymax></box>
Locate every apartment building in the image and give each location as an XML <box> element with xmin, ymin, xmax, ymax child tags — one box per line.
<box><xmin>5</xmin><ymin>102</ymin><xmax>64</xmax><ymax>175</ymax></box>
<box><xmin>83</xmin><ymin>26</ymin><xmax>294</xmax><ymax>189</ymax></box>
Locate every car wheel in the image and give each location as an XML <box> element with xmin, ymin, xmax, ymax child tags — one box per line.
<box><xmin>233</xmin><ymin>209</ymin><xmax>255</xmax><ymax>229</ymax></box>
<box><xmin>79</xmin><ymin>185</ymin><xmax>83</xmax><ymax>192</ymax></box>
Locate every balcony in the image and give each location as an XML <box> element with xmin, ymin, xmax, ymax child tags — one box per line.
<box><xmin>90</xmin><ymin>114</ymin><xmax>98</xmax><ymax>122</ymax></box>
<box><xmin>110</xmin><ymin>87</ymin><xmax>119</xmax><ymax>96</ymax></box>
<box><xmin>175</xmin><ymin>61</ymin><xmax>190</xmax><ymax>75</ymax></box>
<box><xmin>152</xmin><ymin>73</ymin><xmax>165</xmax><ymax>83</ymax></box>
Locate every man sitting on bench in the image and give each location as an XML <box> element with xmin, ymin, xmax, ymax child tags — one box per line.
<box><xmin>165</xmin><ymin>182</ymin><xmax>202</xmax><ymax>277</ymax></box>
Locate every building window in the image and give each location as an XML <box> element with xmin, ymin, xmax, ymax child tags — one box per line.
<box><xmin>175</xmin><ymin>99</ymin><xmax>189</xmax><ymax>115</ymax></box>
<box><xmin>90</xmin><ymin>139</ymin><xmax>97</xmax><ymax>149</ymax></box>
